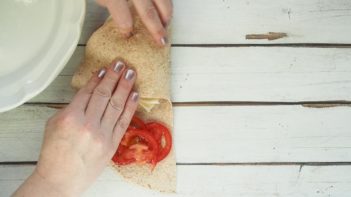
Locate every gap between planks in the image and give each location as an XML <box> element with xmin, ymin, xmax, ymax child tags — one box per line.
<box><xmin>2</xmin><ymin>161</ymin><xmax>351</xmax><ymax>166</ymax></box>
<box><xmin>24</xmin><ymin>101</ymin><xmax>351</xmax><ymax>109</ymax></box>
<box><xmin>77</xmin><ymin>43</ymin><xmax>351</xmax><ymax>48</ymax></box>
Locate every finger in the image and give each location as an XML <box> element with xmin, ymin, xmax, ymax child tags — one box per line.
<box><xmin>95</xmin><ymin>0</ymin><xmax>106</xmax><ymax>6</ymax></box>
<box><xmin>112</xmin><ymin>91</ymin><xmax>139</xmax><ymax>147</ymax></box>
<box><xmin>152</xmin><ymin>0</ymin><xmax>173</xmax><ymax>27</ymax></box>
<box><xmin>69</xmin><ymin>71</ymin><xmax>102</xmax><ymax>112</ymax></box>
<box><xmin>85</xmin><ymin>61</ymin><xmax>126</xmax><ymax>125</ymax></box>
<box><xmin>106</xmin><ymin>0</ymin><xmax>133</xmax><ymax>36</ymax></box>
<box><xmin>132</xmin><ymin>0</ymin><xmax>168</xmax><ymax>46</ymax></box>
<box><xmin>101</xmin><ymin>68</ymin><xmax>136</xmax><ymax>130</ymax></box>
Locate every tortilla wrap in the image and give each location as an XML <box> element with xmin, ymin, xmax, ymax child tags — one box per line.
<box><xmin>71</xmin><ymin>12</ymin><xmax>176</xmax><ymax>193</ymax></box>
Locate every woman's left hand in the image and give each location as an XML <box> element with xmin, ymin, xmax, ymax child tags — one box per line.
<box><xmin>13</xmin><ymin>60</ymin><xmax>139</xmax><ymax>197</ymax></box>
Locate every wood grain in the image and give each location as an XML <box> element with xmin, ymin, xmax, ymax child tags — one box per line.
<box><xmin>2</xmin><ymin>165</ymin><xmax>351</xmax><ymax>196</ymax></box>
<box><xmin>3</xmin><ymin>0</ymin><xmax>351</xmax><ymax>196</ymax></box>
<box><xmin>80</xmin><ymin>0</ymin><xmax>351</xmax><ymax>44</ymax></box>
<box><xmin>1</xmin><ymin>105</ymin><xmax>351</xmax><ymax>163</ymax></box>
<box><xmin>30</xmin><ymin>46</ymin><xmax>351</xmax><ymax>103</ymax></box>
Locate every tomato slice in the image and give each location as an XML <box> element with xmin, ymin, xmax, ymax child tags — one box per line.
<box><xmin>129</xmin><ymin>116</ymin><xmax>147</xmax><ymax>130</ymax></box>
<box><xmin>113</xmin><ymin>116</ymin><xmax>173</xmax><ymax>168</ymax></box>
<box><xmin>113</xmin><ymin>128</ymin><xmax>159</xmax><ymax>166</ymax></box>
<box><xmin>129</xmin><ymin>144</ymin><xmax>155</xmax><ymax>164</ymax></box>
<box><xmin>146</xmin><ymin>122</ymin><xmax>172</xmax><ymax>162</ymax></box>
<box><xmin>112</xmin><ymin>145</ymin><xmax>135</xmax><ymax>165</ymax></box>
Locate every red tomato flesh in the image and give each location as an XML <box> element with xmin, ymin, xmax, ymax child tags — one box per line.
<box><xmin>112</xmin><ymin>116</ymin><xmax>173</xmax><ymax>168</ymax></box>
<box><xmin>146</xmin><ymin>122</ymin><xmax>173</xmax><ymax>162</ymax></box>
<box><xmin>129</xmin><ymin>116</ymin><xmax>147</xmax><ymax>130</ymax></box>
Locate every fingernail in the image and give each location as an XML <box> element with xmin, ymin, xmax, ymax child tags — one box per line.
<box><xmin>131</xmin><ymin>92</ymin><xmax>139</xmax><ymax>102</ymax></box>
<box><xmin>98</xmin><ymin>68</ymin><xmax>106</xmax><ymax>78</ymax></box>
<box><xmin>114</xmin><ymin>61</ymin><xmax>124</xmax><ymax>72</ymax></box>
<box><xmin>160</xmin><ymin>37</ymin><xmax>168</xmax><ymax>46</ymax></box>
<box><xmin>125</xmin><ymin>69</ymin><xmax>135</xmax><ymax>80</ymax></box>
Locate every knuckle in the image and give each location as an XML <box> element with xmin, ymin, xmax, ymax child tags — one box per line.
<box><xmin>80</xmin><ymin>128</ymin><xmax>93</xmax><ymax>141</ymax></box>
<box><xmin>109</xmin><ymin>98</ymin><xmax>125</xmax><ymax>112</ymax></box>
<box><xmin>113</xmin><ymin>132</ymin><xmax>124</xmax><ymax>145</ymax></box>
<box><xmin>118</xmin><ymin>21</ymin><xmax>133</xmax><ymax>32</ymax></box>
<box><xmin>118</xmin><ymin>117</ymin><xmax>131</xmax><ymax>131</ymax></box>
<box><xmin>144</xmin><ymin>6</ymin><xmax>157</xmax><ymax>20</ymax></box>
<box><xmin>94</xmin><ymin>86</ymin><xmax>111</xmax><ymax>98</ymax></box>
<box><xmin>121</xmin><ymin>106</ymin><xmax>134</xmax><ymax>117</ymax></box>
<box><xmin>54</xmin><ymin>113</ymin><xmax>75</xmax><ymax>127</ymax></box>
<box><xmin>165</xmin><ymin>12</ymin><xmax>173</xmax><ymax>23</ymax></box>
<box><xmin>79</xmin><ymin>87</ymin><xmax>94</xmax><ymax>97</ymax></box>
<box><xmin>86</xmin><ymin>74</ymin><xmax>100</xmax><ymax>86</ymax></box>
<box><xmin>104</xmin><ymin>72</ymin><xmax>117</xmax><ymax>81</ymax></box>
<box><xmin>93</xmin><ymin>135</ymin><xmax>105</xmax><ymax>150</ymax></box>
<box><xmin>81</xmin><ymin>122</ymin><xmax>97</xmax><ymax>135</ymax></box>
<box><xmin>46</xmin><ymin>114</ymin><xmax>74</xmax><ymax>138</ymax></box>
<box><xmin>163</xmin><ymin>5</ymin><xmax>173</xmax><ymax>21</ymax></box>
<box><xmin>155</xmin><ymin>28</ymin><xmax>166</xmax><ymax>37</ymax></box>
<box><xmin>125</xmin><ymin>110</ymin><xmax>134</xmax><ymax>118</ymax></box>
<box><xmin>79</xmin><ymin>124</ymin><xmax>95</xmax><ymax>141</ymax></box>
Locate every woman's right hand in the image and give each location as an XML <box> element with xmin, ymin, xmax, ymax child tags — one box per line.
<box><xmin>96</xmin><ymin>0</ymin><xmax>173</xmax><ymax>46</ymax></box>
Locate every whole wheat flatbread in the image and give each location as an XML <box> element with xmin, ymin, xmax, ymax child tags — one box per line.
<box><xmin>71</xmin><ymin>11</ymin><xmax>176</xmax><ymax>193</ymax></box>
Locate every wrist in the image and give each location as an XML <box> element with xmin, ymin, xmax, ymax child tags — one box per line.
<box><xmin>29</xmin><ymin>169</ymin><xmax>75</xmax><ymax>197</ymax></box>
<box><xmin>12</xmin><ymin>169</ymin><xmax>73</xmax><ymax>197</ymax></box>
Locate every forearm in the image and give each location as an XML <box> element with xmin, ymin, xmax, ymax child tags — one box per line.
<box><xmin>12</xmin><ymin>169</ymin><xmax>73</xmax><ymax>197</ymax></box>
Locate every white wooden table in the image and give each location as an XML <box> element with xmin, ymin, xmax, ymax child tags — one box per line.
<box><xmin>1</xmin><ymin>0</ymin><xmax>351</xmax><ymax>196</ymax></box>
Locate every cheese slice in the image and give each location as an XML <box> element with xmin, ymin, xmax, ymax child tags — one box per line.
<box><xmin>139</xmin><ymin>98</ymin><xmax>160</xmax><ymax>112</ymax></box>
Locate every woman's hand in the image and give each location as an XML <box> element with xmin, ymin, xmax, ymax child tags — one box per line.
<box><xmin>13</xmin><ymin>61</ymin><xmax>139</xmax><ymax>197</ymax></box>
<box><xmin>96</xmin><ymin>0</ymin><xmax>173</xmax><ymax>46</ymax></box>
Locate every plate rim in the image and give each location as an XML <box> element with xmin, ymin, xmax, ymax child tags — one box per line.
<box><xmin>0</xmin><ymin>0</ymin><xmax>86</xmax><ymax>112</ymax></box>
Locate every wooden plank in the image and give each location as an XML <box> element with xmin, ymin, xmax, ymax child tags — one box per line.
<box><xmin>1</xmin><ymin>105</ymin><xmax>351</xmax><ymax>162</ymax></box>
<box><xmin>60</xmin><ymin>46</ymin><xmax>84</xmax><ymax>75</ymax></box>
<box><xmin>0</xmin><ymin>106</ymin><xmax>53</xmax><ymax>161</ymax></box>
<box><xmin>80</xmin><ymin>0</ymin><xmax>351</xmax><ymax>44</ymax></box>
<box><xmin>30</xmin><ymin>46</ymin><xmax>351</xmax><ymax>103</ymax></box>
<box><xmin>1</xmin><ymin>165</ymin><xmax>351</xmax><ymax>196</ymax></box>
<box><xmin>175</xmin><ymin>105</ymin><xmax>351</xmax><ymax>163</ymax></box>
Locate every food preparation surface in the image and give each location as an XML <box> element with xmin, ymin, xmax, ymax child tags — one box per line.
<box><xmin>1</xmin><ymin>0</ymin><xmax>351</xmax><ymax>196</ymax></box>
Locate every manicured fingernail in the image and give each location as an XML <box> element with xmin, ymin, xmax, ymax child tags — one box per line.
<box><xmin>125</xmin><ymin>69</ymin><xmax>135</xmax><ymax>80</ymax></box>
<box><xmin>98</xmin><ymin>68</ymin><xmax>106</xmax><ymax>78</ymax></box>
<box><xmin>131</xmin><ymin>92</ymin><xmax>139</xmax><ymax>102</ymax></box>
<box><xmin>160</xmin><ymin>37</ymin><xmax>168</xmax><ymax>46</ymax></box>
<box><xmin>114</xmin><ymin>61</ymin><xmax>124</xmax><ymax>72</ymax></box>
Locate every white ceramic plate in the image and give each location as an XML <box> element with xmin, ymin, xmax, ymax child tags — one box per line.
<box><xmin>0</xmin><ymin>0</ymin><xmax>85</xmax><ymax>112</ymax></box>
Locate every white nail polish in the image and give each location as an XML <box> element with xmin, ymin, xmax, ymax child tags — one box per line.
<box><xmin>98</xmin><ymin>69</ymin><xmax>106</xmax><ymax>78</ymax></box>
